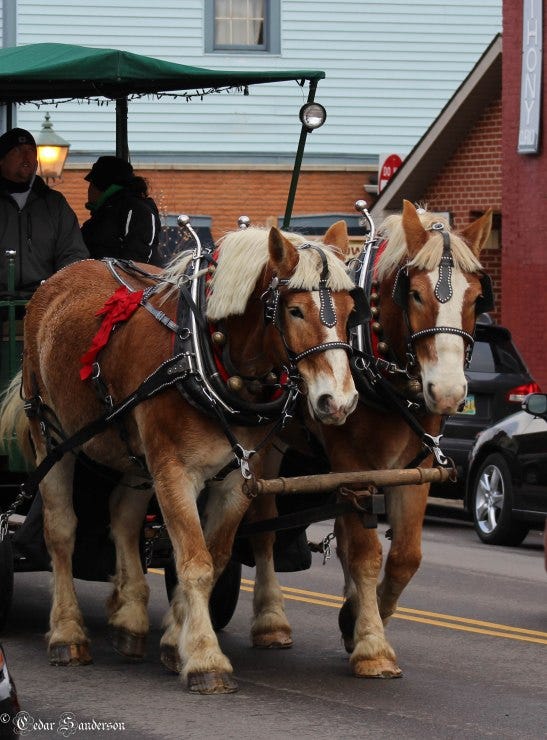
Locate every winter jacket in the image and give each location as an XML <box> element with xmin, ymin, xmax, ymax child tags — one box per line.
<box><xmin>81</xmin><ymin>187</ymin><xmax>162</xmax><ymax>264</ymax></box>
<box><xmin>0</xmin><ymin>176</ymin><xmax>89</xmax><ymax>294</ymax></box>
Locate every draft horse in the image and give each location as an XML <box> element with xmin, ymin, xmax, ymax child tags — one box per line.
<box><xmin>251</xmin><ymin>200</ymin><xmax>493</xmax><ymax>677</ymax></box>
<box><xmin>1</xmin><ymin>221</ymin><xmax>361</xmax><ymax>693</ymax></box>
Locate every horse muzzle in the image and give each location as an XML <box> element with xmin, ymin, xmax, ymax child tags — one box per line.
<box><xmin>309</xmin><ymin>390</ymin><xmax>359</xmax><ymax>426</ymax></box>
<box><xmin>424</xmin><ymin>380</ymin><xmax>467</xmax><ymax>416</ymax></box>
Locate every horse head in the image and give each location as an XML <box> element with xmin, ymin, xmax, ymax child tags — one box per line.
<box><xmin>264</xmin><ymin>221</ymin><xmax>359</xmax><ymax>425</ymax></box>
<box><xmin>376</xmin><ymin>200</ymin><xmax>493</xmax><ymax>416</ymax></box>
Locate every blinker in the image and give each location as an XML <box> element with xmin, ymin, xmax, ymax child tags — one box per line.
<box><xmin>348</xmin><ymin>287</ymin><xmax>371</xmax><ymax>328</ymax></box>
<box><xmin>476</xmin><ymin>273</ymin><xmax>495</xmax><ymax>315</ymax></box>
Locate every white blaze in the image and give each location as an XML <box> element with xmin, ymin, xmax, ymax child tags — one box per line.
<box><xmin>303</xmin><ymin>293</ymin><xmax>358</xmax><ymax>424</ymax></box>
<box><xmin>420</xmin><ymin>269</ymin><xmax>469</xmax><ymax>414</ymax></box>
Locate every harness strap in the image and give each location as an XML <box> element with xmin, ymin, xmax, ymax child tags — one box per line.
<box><xmin>236</xmin><ymin>497</ymin><xmax>371</xmax><ymax>537</ymax></box>
<box><xmin>21</xmin><ymin>353</ymin><xmax>192</xmax><ymax>498</ymax></box>
<box><xmin>352</xmin><ymin>346</ymin><xmax>450</xmax><ymax>469</ymax></box>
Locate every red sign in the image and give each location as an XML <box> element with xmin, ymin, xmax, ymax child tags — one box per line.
<box><xmin>379</xmin><ymin>153</ymin><xmax>403</xmax><ymax>192</ymax></box>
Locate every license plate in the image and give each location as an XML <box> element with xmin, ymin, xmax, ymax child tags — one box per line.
<box><xmin>458</xmin><ymin>394</ymin><xmax>476</xmax><ymax>415</ymax></box>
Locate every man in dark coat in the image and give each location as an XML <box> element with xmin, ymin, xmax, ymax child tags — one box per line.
<box><xmin>0</xmin><ymin>127</ymin><xmax>89</xmax><ymax>293</ymax></box>
<box><xmin>0</xmin><ymin>128</ymin><xmax>88</xmax><ymax>569</ymax></box>
<box><xmin>81</xmin><ymin>156</ymin><xmax>162</xmax><ymax>264</ymax></box>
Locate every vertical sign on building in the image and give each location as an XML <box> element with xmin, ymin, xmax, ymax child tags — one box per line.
<box><xmin>518</xmin><ymin>0</ymin><xmax>543</xmax><ymax>153</ymax></box>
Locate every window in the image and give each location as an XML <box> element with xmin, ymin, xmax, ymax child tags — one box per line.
<box><xmin>205</xmin><ymin>0</ymin><xmax>280</xmax><ymax>54</ymax></box>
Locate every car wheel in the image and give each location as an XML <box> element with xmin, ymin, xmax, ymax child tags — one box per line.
<box><xmin>471</xmin><ymin>453</ymin><xmax>530</xmax><ymax>546</ymax></box>
<box><xmin>164</xmin><ymin>556</ymin><xmax>241</xmax><ymax>631</ymax></box>
<box><xmin>0</xmin><ymin>534</ymin><xmax>14</xmax><ymax>632</ymax></box>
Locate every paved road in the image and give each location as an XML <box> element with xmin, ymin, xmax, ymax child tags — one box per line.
<box><xmin>1</xmin><ymin>508</ymin><xmax>545</xmax><ymax>739</ymax></box>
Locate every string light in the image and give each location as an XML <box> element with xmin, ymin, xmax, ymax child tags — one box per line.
<box><xmin>22</xmin><ymin>85</ymin><xmax>250</xmax><ymax>108</ymax></box>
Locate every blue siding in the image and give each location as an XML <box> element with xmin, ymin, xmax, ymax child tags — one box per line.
<box><xmin>2</xmin><ymin>0</ymin><xmax>502</xmax><ymax>162</ymax></box>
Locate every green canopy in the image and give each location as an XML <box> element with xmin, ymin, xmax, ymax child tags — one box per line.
<box><xmin>0</xmin><ymin>42</ymin><xmax>325</xmax><ymax>103</ymax></box>
<box><xmin>0</xmin><ymin>42</ymin><xmax>325</xmax><ymax>226</ymax></box>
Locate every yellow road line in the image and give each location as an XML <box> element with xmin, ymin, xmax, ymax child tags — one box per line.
<box><xmin>241</xmin><ymin>579</ymin><xmax>547</xmax><ymax>638</ymax></box>
<box><xmin>149</xmin><ymin>570</ymin><xmax>547</xmax><ymax>645</ymax></box>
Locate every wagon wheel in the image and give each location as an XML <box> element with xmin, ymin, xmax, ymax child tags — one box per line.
<box><xmin>0</xmin><ymin>534</ymin><xmax>14</xmax><ymax>632</ymax></box>
<box><xmin>164</xmin><ymin>555</ymin><xmax>242</xmax><ymax>631</ymax></box>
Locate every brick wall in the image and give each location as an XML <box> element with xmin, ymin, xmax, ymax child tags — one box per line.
<box><xmin>55</xmin><ymin>167</ymin><xmax>374</xmax><ymax>242</ymax></box>
<box><xmin>422</xmin><ymin>98</ymin><xmax>502</xmax><ymax>324</ymax></box>
<box><xmin>501</xmin><ymin>0</ymin><xmax>547</xmax><ymax>390</ymax></box>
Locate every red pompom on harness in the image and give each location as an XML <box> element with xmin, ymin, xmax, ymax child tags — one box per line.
<box><xmin>80</xmin><ymin>286</ymin><xmax>144</xmax><ymax>381</ymax></box>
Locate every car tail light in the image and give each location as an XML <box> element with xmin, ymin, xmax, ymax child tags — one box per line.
<box><xmin>506</xmin><ymin>382</ymin><xmax>542</xmax><ymax>403</ymax></box>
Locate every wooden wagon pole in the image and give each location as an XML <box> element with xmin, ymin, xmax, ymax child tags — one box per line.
<box><xmin>243</xmin><ymin>465</ymin><xmax>455</xmax><ymax>498</ymax></box>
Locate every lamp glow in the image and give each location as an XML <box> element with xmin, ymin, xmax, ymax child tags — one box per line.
<box><xmin>36</xmin><ymin>113</ymin><xmax>70</xmax><ymax>181</ymax></box>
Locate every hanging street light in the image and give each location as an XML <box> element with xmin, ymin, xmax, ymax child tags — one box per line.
<box><xmin>36</xmin><ymin>113</ymin><xmax>70</xmax><ymax>182</ymax></box>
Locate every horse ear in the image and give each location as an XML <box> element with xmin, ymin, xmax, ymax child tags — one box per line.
<box><xmin>460</xmin><ymin>209</ymin><xmax>493</xmax><ymax>256</ymax></box>
<box><xmin>323</xmin><ymin>220</ymin><xmax>349</xmax><ymax>261</ymax></box>
<box><xmin>268</xmin><ymin>227</ymin><xmax>299</xmax><ymax>276</ymax></box>
<box><xmin>402</xmin><ymin>199</ymin><xmax>428</xmax><ymax>257</ymax></box>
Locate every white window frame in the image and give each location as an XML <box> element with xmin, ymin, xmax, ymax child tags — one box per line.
<box><xmin>204</xmin><ymin>0</ymin><xmax>280</xmax><ymax>54</ymax></box>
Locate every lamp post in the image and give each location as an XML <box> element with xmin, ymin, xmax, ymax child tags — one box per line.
<box><xmin>36</xmin><ymin>113</ymin><xmax>70</xmax><ymax>182</ymax></box>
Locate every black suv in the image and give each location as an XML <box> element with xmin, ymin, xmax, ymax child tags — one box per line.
<box><xmin>432</xmin><ymin>315</ymin><xmax>541</xmax><ymax>499</ymax></box>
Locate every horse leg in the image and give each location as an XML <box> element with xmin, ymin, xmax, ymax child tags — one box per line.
<box><xmin>40</xmin><ymin>455</ymin><xmax>92</xmax><ymax>666</ymax></box>
<box><xmin>107</xmin><ymin>476</ymin><xmax>153</xmax><ymax>661</ymax></box>
<box><xmin>377</xmin><ymin>484</ymin><xmax>429</xmax><ymax>622</ymax></box>
<box><xmin>335</xmin><ymin>514</ymin><xmax>401</xmax><ymax>678</ymax></box>
<box><xmin>248</xmin><ymin>498</ymin><xmax>293</xmax><ymax>649</ymax></box>
<box><xmin>245</xmin><ymin>442</ymin><xmax>292</xmax><ymax>649</ymax></box>
<box><xmin>156</xmin><ymin>467</ymin><xmax>237</xmax><ymax>693</ymax></box>
<box><xmin>201</xmin><ymin>469</ymin><xmax>249</xmax><ymax>585</ymax></box>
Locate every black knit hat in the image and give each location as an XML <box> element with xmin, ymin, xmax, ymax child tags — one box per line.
<box><xmin>0</xmin><ymin>128</ymin><xmax>37</xmax><ymax>159</ymax></box>
<box><xmin>85</xmin><ymin>156</ymin><xmax>134</xmax><ymax>190</ymax></box>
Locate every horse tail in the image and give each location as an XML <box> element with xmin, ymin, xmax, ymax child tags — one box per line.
<box><xmin>0</xmin><ymin>369</ymin><xmax>33</xmax><ymax>463</ymax></box>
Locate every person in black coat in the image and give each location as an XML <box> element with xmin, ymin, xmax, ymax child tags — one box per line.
<box><xmin>81</xmin><ymin>155</ymin><xmax>162</xmax><ymax>264</ymax></box>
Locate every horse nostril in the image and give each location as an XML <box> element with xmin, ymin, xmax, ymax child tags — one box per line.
<box><xmin>318</xmin><ymin>394</ymin><xmax>332</xmax><ymax>413</ymax></box>
<box><xmin>427</xmin><ymin>382</ymin><xmax>435</xmax><ymax>399</ymax></box>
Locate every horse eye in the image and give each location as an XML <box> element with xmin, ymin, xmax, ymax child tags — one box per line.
<box><xmin>288</xmin><ymin>306</ymin><xmax>304</xmax><ymax>319</ymax></box>
<box><xmin>410</xmin><ymin>290</ymin><xmax>422</xmax><ymax>304</ymax></box>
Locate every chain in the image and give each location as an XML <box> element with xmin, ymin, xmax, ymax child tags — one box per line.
<box><xmin>320</xmin><ymin>532</ymin><xmax>336</xmax><ymax>564</ymax></box>
<box><xmin>0</xmin><ymin>488</ymin><xmax>34</xmax><ymax>542</ymax></box>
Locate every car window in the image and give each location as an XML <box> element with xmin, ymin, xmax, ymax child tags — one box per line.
<box><xmin>468</xmin><ymin>340</ymin><xmax>495</xmax><ymax>372</ymax></box>
<box><xmin>468</xmin><ymin>339</ymin><xmax>525</xmax><ymax>374</ymax></box>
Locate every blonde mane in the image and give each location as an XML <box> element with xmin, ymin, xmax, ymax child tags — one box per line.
<box><xmin>376</xmin><ymin>209</ymin><xmax>483</xmax><ymax>279</ymax></box>
<box><xmin>201</xmin><ymin>226</ymin><xmax>354</xmax><ymax>320</ymax></box>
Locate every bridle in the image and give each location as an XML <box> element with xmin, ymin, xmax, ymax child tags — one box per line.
<box><xmin>355</xmin><ymin>221</ymin><xmax>494</xmax><ymax>378</ymax></box>
<box><xmin>391</xmin><ymin>222</ymin><xmax>494</xmax><ymax>370</ymax></box>
<box><xmin>261</xmin><ymin>242</ymin><xmax>369</xmax><ymax>366</ymax></box>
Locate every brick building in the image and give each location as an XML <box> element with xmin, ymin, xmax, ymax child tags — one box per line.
<box><xmin>372</xmin><ymin>4</ymin><xmax>547</xmax><ymax>391</ymax></box>
<box><xmin>372</xmin><ymin>35</ymin><xmax>503</xmax><ymax>324</ymax></box>
<box><xmin>501</xmin><ymin>0</ymin><xmax>547</xmax><ymax>389</ymax></box>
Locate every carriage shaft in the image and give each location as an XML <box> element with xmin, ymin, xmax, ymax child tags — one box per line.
<box><xmin>245</xmin><ymin>466</ymin><xmax>454</xmax><ymax>497</ymax></box>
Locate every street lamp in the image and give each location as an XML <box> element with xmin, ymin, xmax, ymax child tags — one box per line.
<box><xmin>36</xmin><ymin>113</ymin><xmax>70</xmax><ymax>181</ymax></box>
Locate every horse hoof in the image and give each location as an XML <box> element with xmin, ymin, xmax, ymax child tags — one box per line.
<box><xmin>49</xmin><ymin>643</ymin><xmax>93</xmax><ymax>666</ymax></box>
<box><xmin>109</xmin><ymin>626</ymin><xmax>147</xmax><ymax>662</ymax></box>
<box><xmin>353</xmin><ymin>658</ymin><xmax>402</xmax><ymax>679</ymax></box>
<box><xmin>252</xmin><ymin>631</ymin><xmax>293</xmax><ymax>649</ymax></box>
<box><xmin>160</xmin><ymin>645</ymin><xmax>182</xmax><ymax>674</ymax></box>
<box><xmin>187</xmin><ymin>671</ymin><xmax>238</xmax><ymax>694</ymax></box>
